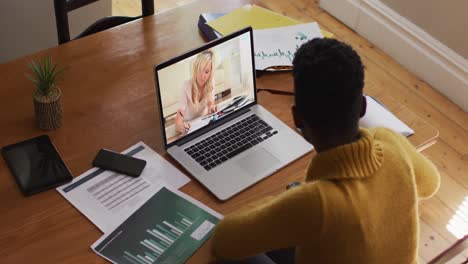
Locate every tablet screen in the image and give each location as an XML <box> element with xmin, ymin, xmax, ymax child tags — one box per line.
<box><xmin>1</xmin><ymin>135</ymin><xmax>72</xmax><ymax>196</ymax></box>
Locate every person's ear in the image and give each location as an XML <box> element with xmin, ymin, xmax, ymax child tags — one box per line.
<box><xmin>292</xmin><ymin>105</ymin><xmax>304</xmax><ymax>132</ymax></box>
<box><xmin>360</xmin><ymin>95</ymin><xmax>367</xmax><ymax>118</ymax></box>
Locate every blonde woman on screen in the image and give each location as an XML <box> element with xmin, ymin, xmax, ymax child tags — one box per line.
<box><xmin>175</xmin><ymin>50</ymin><xmax>218</xmax><ymax>134</ymax></box>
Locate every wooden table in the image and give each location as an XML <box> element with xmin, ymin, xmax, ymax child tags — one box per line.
<box><xmin>0</xmin><ymin>0</ymin><xmax>438</xmax><ymax>263</ymax></box>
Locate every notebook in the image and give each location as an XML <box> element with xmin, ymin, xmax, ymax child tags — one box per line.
<box><xmin>205</xmin><ymin>4</ymin><xmax>333</xmax><ymax>37</ymax></box>
<box><xmin>360</xmin><ymin>95</ymin><xmax>414</xmax><ymax>137</ymax></box>
<box><xmin>153</xmin><ymin>27</ymin><xmax>312</xmax><ymax>201</ymax></box>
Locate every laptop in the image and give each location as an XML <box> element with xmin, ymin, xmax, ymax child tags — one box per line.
<box><xmin>154</xmin><ymin>27</ymin><xmax>312</xmax><ymax>201</ymax></box>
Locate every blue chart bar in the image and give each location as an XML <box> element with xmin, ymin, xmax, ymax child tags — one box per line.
<box><xmin>122</xmin><ymin>212</ymin><xmax>195</xmax><ymax>264</ymax></box>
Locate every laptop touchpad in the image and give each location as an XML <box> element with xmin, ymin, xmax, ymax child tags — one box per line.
<box><xmin>237</xmin><ymin>147</ymin><xmax>279</xmax><ymax>177</ymax></box>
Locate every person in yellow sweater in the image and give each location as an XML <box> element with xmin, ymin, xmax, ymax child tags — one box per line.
<box><xmin>211</xmin><ymin>38</ymin><xmax>440</xmax><ymax>263</ymax></box>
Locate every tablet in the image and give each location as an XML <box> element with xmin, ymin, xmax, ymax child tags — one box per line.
<box><xmin>1</xmin><ymin>135</ymin><xmax>73</xmax><ymax>196</ymax></box>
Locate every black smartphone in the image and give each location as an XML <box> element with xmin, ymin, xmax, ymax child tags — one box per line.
<box><xmin>92</xmin><ymin>149</ymin><xmax>146</xmax><ymax>177</ymax></box>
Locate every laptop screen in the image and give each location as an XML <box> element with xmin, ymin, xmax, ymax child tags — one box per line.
<box><xmin>156</xmin><ymin>29</ymin><xmax>256</xmax><ymax>147</ymax></box>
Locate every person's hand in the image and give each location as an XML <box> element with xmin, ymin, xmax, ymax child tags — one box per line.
<box><xmin>183</xmin><ymin>122</ymin><xmax>191</xmax><ymax>134</ymax></box>
<box><xmin>177</xmin><ymin>121</ymin><xmax>191</xmax><ymax>135</ymax></box>
<box><xmin>209</xmin><ymin>104</ymin><xmax>218</xmax><ymax>114</ymax></box>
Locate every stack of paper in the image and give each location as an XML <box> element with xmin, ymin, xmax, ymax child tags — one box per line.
<box><xmin>206</xmin><ymin>4</ymin><xmax>332</xmax><ymax>37</ymax></box>
<box><xmin>57</xmin><ymin>143</ymin><xmax>221</xmax><ymax>263</ymax></box>
<box><xmin>202</xmin><ymin>4</ymin><xmax>331</xmax><ymax>70</ymax></box>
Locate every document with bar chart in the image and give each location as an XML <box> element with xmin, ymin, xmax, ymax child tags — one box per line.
<box><xmin>92</xmin><ymin>185</ymin><xmax>222</xmax><ymax>264</ymax></box>
<box><xmin>57</xmin><ymin>142</ymin><xmax>190</xmax><ymax>233</ymax></box>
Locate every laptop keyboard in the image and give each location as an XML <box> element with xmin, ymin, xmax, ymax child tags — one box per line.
<box><xmin>184</xmin><ymin>114</ymin><xmax>278</xmax><ymax>171</ymax></box>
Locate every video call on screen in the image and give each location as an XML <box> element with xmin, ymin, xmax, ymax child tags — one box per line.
<box><xmin>158</xmin><ymin>32</ymin><xmax>256</xmax><ymax>145</ymax></box>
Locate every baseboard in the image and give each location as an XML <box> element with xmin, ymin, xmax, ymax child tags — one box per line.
<box><xmin>320</xmin><ymin>0</ymin><xmax>468</xmax><ymax>111</ymax></box>
<box><xmin>319</xmin><ymin>0</ymin><xmax>361</xmax><ymax>29</ymax></box>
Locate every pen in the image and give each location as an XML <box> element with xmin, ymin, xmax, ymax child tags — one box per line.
<box><xmin>178</xmin><ymin>111</ymin><xmax>189</xmax><ymax>132</ymax></box>
<box><xmin>202</xmin><ymin>112</ymin><xmax>217</xmax><ymax>121</ymax></box>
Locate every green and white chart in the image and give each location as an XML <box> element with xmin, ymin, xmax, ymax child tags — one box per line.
<box><xmin>253</xmin><ymin>22</ymin><xmax>323</xmax><ymax>70</ymax></box>
<box><xmin>92</xmin><ymin>186</ymin><xmax>222</xmax><ymax>264</ymax></box>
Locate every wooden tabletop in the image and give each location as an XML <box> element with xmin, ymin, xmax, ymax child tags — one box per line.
<box><xmin>0</xmin><ymin>0</ymin><xmax>438</xmax><ymax>263</ymax></box>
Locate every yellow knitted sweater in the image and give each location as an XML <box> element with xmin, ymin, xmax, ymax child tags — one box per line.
<box><xmin>212</xmin><ymin>128</ymin><xmax>440</xmax><ymax>263</ymax></box>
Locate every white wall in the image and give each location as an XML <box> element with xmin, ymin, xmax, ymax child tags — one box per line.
<box><xmin>320</xmin><ymin>0</ymin><xmax>468</xmax><ymax>111</ymax></box>
<box><xmin>0</xmin><ymin>0</ymin><xmax>111</xmax><ymax>63</ymax></box>
<box><xmin>381</xmin><ymin>0</ymin><xmax>468</xmax><ymax>59</ymax></box>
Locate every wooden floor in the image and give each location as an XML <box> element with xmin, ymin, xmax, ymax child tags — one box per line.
<box><xmin>113</xmin><ymin>0</ymin><xmax>468</xmax><ymax>263</ymax></box>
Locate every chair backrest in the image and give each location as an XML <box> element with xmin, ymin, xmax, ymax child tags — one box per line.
<box><xmin>53</xmin><ymin>0</ymin><xmax>154</xmax><ymax>44</ymax></box>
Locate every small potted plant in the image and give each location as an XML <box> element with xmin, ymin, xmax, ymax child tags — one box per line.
<box><xmin>27</xmin><ymin>56</ymin><xmax>65</xmax><ymax>130</ymax></box>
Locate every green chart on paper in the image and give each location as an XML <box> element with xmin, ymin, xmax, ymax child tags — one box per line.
<box><xmin>254</xmin><ymin>32</ymin><xmax>307</xmax><ymax>63</ymax></box>
<box><xmin>255</xmin><ymin>46</ymin><xmax>299</xmax><ymax>63</ymax></box>
<box><xmin>93</xmin><ymin>187</ymin><xmax>220</xmax><ymax>264</ymax></box>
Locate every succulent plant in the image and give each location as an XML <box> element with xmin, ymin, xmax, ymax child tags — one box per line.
<box><xmin>26</xmin><ymin>56</ymin><xmax>64</xmax><ymax>97</ymax></box>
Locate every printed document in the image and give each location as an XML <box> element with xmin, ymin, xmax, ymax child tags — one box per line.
<box><xmin>92</xmin><ymin>185</ymin><xmax>222</xmax><ymax>264</ymax></box>
<box><xmin>253</xmin><ymin>22</ymin><xmax>323</xmax><ymax>70</ymax></box>
<box><xmin>57</xmin><ymin>142</ymin><xmax>190</xmax><ymax>233</ymax></box>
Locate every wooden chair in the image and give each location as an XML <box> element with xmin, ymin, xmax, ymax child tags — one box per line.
<box><xmin>53</xmin><ymin>0</ymin><xmax>154</xmax><ymax>44</ymax></box>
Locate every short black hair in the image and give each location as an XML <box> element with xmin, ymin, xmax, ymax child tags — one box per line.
<box><xmin>293</xmin><ymin>38</ymin><xmax>364</xmax><ymax>134</ymax></box>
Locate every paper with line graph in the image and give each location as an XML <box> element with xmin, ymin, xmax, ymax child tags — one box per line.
<box><xmin>57</xmin><ymin>142</ymin><xmax>190</xmax><ymax>233</ymax></box>
<box><xmin>92</xmin><ymin>186</ymin><xmax>222</xmax><ymax>264</ymax></box>
<box><xmin>253</xmin><ymin>22</ymin><xmax>323</xmax><ymax>70</ymax></box>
